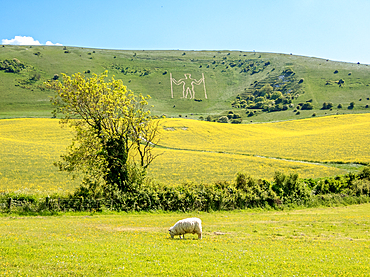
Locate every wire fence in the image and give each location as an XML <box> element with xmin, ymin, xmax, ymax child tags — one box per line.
<box><xmin>0</xmin><ymin>197</ymin><xmax>114</xmax><ymax>213</ymax></box>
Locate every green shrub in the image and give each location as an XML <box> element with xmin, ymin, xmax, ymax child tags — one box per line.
<box><xmin>272</xmin><ymin>172</ymin><xmax>311</xmax><ymax>203</ymax></box>
<box><xmin>231</xmin><ymin>118</ymin><xmax>242</xmax><ymax>124</ymax></box>
<box><xmin>301</xmin><ymin>102</ymin><xmax>313</xmax><ymax>110</ymax></box>
<box><xmin>322</xmin><ymin>102</ymin><xmax>333</xmax><ymax>110</ymax></box>
<box><xmin>217</xmin><ymin>116</ymin><xmax>229</xmax><ymax>123</ymax></box>
<box><xmin>0</xmin><ymin>59</ymin><xmax>26</xmax><ymax>73</ymax></box>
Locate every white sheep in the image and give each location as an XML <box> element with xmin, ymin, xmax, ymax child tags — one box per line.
<box><xmin>168</xmin><ymin>217</ymin><xmax>202</xmax><ymax>239</ymax></box>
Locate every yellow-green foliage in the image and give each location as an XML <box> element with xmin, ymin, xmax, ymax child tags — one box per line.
<box><xmin>1</xmin><ymin>204</ymin><xmax>370</xmax><ymax>275</ymax></box>
<box><xmin>158</xmin><ymin>113</ymin><xmax>370</xmax><ymax>164</ymax></box>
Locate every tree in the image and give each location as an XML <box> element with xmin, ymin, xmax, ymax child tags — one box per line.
<box><xmin>301</xmin><ymin>102</ymin><xmax>313</xmax><ymax>110</ymax></box>
<box><xmin>45</xmin><ymin>71</ymin><xmax>160</xmax><ymax>195</ymax></box>
<box><xmin>259</xmin><ymin>84</ymin><xmax>273</xmax><ymax>96</ymax></box>
<box><xmin>270</xmin><ymin>91</ymin><xmax>283</xmax><ymax>100</ymax></box>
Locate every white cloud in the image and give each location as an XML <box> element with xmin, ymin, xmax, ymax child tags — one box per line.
<box><xmin>2</xmin><ymin>36</ymin><xmax>41</xmax><ymax>45</ymax></box>
<box><xmin>2</xmin><ymin>36</ymin><xmax>62</xmax><ymax>46</ymax></box>
<box><xmin>45</xmin><ymin>41</ymin><xmax>63</xmax><ymax>46</ymax></box>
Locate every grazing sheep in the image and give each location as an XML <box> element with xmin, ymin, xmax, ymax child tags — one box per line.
<box><xmin>169</xmin><ymin>217</ymin><xmax>202</xmax><ymax>239</ymax></box>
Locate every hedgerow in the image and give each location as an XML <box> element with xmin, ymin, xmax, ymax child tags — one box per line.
<box><xmin>1</xmin><ymin>166</ymin><xmax>369</xmax><ymax>214</ymax></box>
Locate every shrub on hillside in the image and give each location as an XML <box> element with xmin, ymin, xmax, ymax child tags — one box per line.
<box><xmin>0</xmin><ymin>59</ymin><xmax>26</xmax><ymax>73</ymax></box>
<box><xmin>322</xmin><ymin>102</ymin><xmax>333</xmax><ymax>110</ymax></box>
<box><xmin>217</xmin><ymin>116</ymin><xmax>229</xmax><ymax>123</ymax></box>
<box><xmin>301</xmin><ymin>102</ymin><xmax>313</xmax><ymax>110</ymax></box>
<box><xmin>231</xmin><ymin>118</ymin><xmax>242</xmax><ymax>124</ymax></box>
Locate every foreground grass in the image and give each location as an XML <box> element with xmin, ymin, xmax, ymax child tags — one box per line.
<box><xmin>1</xmin><ymin>204</ymin><xmax>370</xmax><ymax>276</ymax></box>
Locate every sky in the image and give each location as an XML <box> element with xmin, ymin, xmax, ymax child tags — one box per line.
<box><xmin>1</xmin><ymin>0</ymin><xmax>370</xmax><ymax>64</ymax></box>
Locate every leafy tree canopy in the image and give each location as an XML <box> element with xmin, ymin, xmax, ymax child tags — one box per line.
<box><xmin>45</xmin><ymin>71</ymin><xmax>160</xmax><ymax>196</ymax></box>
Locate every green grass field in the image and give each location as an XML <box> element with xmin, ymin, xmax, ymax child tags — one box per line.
<box><xmin>1</xmin><ymin>46</ymin><xmax>370</xmax><ymax>121</ymax></box>
<box><xmin>1</xmin><ymin>204</ymin><xmax>369</xmax><ymax>276</ymax></box>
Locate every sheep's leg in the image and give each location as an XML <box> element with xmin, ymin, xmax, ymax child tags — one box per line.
<box><xmin>198</xmin><ymin>233</ymin><xmax>202</xmax><ymax>239</ymax></box>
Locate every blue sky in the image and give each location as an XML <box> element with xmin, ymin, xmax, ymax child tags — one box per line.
<box><xmin>2</xmin><ymin>0</ymin><xmax>370</xmax><ymax>64</ymax></box>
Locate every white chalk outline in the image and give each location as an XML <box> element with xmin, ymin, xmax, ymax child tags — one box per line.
<box><xmin>170</xmin><ymin>73</ymin><xmax>207</xmax><ymax>99</ymax></box>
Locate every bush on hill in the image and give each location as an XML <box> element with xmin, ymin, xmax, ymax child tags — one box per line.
<box><xmin>0</xmin><ymin>59</ymin><xmax>26</xmax><ymax>73</ymax></box>
<box><xmin>217</xmin><ymin>116</ymin><xmax>229</xmax><ymax>123</ymax></box>
<box><xmin>301</xmin><ymin>102</ymin><xmax>313</xmax><ymax>110</ymax></box>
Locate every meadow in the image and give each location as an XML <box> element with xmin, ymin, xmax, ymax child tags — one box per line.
<box><xmin>1</xmin><ymin>45</ymin><xmax>370</xmax><ymax>121</ymax></box>
<box><xmin>1</xmin><ymin>204</ymin><xmax>369</xmax><ymax>276</ymax></box>
<box><xmin>3</xmin><ymin>114</ymin><xmax>368</xmax><ymax>193</ymax></box>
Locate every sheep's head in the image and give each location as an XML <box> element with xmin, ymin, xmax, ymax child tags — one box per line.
<box><xmin>168</xmin><ymin>228</ymin><xmax>175</xmax><ymax>239</ymax></box>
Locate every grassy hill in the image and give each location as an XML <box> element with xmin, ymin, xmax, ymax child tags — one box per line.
<box><xmin>1</xmin><ymin>45</ymin><xmax>370</xmax><ymax>121</ymax></box>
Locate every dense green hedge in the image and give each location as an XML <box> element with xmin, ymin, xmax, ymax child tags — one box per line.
<box><xmin>1</xmin><ymin>167</ymin><xmax>369</xmax><ymax>214</ymax></box>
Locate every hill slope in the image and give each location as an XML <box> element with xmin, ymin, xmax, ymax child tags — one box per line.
<box><xmin>1</xmin><ymin>45</ymin><xmax>370</xmax><ymax>121</ymax></box>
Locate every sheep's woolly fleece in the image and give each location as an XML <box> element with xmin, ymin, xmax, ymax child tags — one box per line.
<box><xmin>169</xmin><ymin>217</ymin><xmax>202</xmax><ymax>239</ymax></box>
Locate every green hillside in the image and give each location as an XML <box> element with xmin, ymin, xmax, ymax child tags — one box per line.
<box><xmin>1</xmin><ymin>45</ymin><xmax>370</xmax><ymax>121</ymax></box>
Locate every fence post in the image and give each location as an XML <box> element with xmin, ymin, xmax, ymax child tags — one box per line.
<box><xmin>46</xmin><ymin>196</ymin><xmax>50</xmax><ymax>210</ymax></box>
<box><xmin>8</xmin><ymin>198</ymin><xmax>12</xmax><ymax>210</ymax></box>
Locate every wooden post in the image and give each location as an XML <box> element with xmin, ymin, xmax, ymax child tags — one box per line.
<box><xmin>46</xmin><ymin>196</ymin><xmax>50</xmax><ymax>210</ymax></box>
<box><xmin>8</xmin><ymin>198</ymin><xmax>12</xmax><ymax>210</ymax></box>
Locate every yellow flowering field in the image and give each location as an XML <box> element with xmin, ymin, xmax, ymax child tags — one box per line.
<box><xmin>158</xmin><ymin>113</ymin><xmax>370</xmax><ymax>164</ymax></box>
<box><xmin>0</xmin><ymin>118</ymin><xmax>78</xmax><ymax>193</ymax></box>
<box><xmin>1</xmin><ymin>114</ymin><xmax>368</xmax><ymax>192</ymax></box>
<box><xmin>147</xmin><ymin>148</ymin><xmax>346</xmax><ymax>185</ymax></box>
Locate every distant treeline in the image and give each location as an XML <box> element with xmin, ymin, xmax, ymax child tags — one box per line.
<box><xmin>1</xmin><ymin>167</ymin><xmax>369</xmax><ymax>214</ymax></box>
